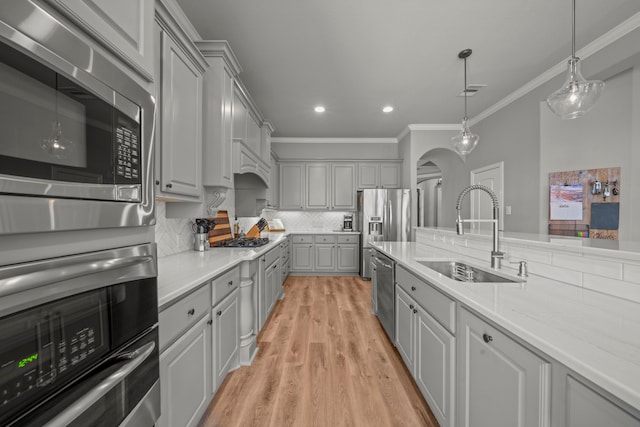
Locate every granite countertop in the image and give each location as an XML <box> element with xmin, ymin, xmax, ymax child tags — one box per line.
<box><xmin>372</xmin><ymin>241</ymin><xmax>640</xmax><ymax>412</ymax></box>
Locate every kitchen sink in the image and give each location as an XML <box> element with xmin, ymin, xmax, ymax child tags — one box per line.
<box><xmin>417</xmin><ymin>260</ymin><xmax>525</xmax><ymax>283</ymax></box>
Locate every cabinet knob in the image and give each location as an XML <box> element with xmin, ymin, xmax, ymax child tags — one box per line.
<box><xmin>166</xmin><ymin>183</ymin><xmax>173</xmax><ymax>188</ymax></box>
<box><xmin>409</xmin><ymin>304</ymin><xmax>414</xmax><ymax>310</ymax></box>
<box><xmin>483</xmin><ymin>333</ymin><xmax>493</xmax><ymax>343</ymax></box>
<box><xmin>411</xmin><ymin>286</ymin><xmax>417</xmax><ymax>291</ymax></box>
<box><xmin>228</xmin><ymin>280</ymin><xmax>233</xmax><ymax>286</ymax></box>
<box><xmin>413</xmin><ymin>309</ymin><xmax>418</xmax><ymax>314</ymax></box>
<box><xmin>216</xmin><ymin>310</ymin><xmax>222</xmax><ymax>317</ymax></box>
<box><xmin>207</xmin><ymin>319</ymin><xmax>213</xmax><ymax>325</ymax></box>
<box><xmin>187</xmin><ymin>308</ymin><xmax>195</xmax><ymax>316</ymax></box>
<box><xmin>155</xmin><ymin>180</ymin><xmax>160</xmax><ymax>185</ymax></box>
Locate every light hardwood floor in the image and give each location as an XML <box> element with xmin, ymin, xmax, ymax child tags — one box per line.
<box><xmin>198</xmin><ymin>276</ymin><xmax>439</xmax><ymax>427</ymax></box>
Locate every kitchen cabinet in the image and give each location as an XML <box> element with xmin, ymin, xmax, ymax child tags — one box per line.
<box><xmin>336</xmin><ymin>234</ymin><xmax>359</xmax><ymax>272</ymax></box>
<box><xmin>211</xmin><ymin>289</ymin><xmax>239</xmax><ymax>392</ymax></box>
<box><xmin>562</xmin><ymin>375</ymin><xmax>640</xmax><ymax>427</ymax></box>
<box><xmin>261</xmin><ymin>123</ymin><xmax>274</xmax><ymax>164</ymax></box>
<box><xmin>198</xmin><ymin>42</ymin><xmax>241</xmax><ymax>189</ymax></box>
<box><xmin>232</xmin><ymin>140</ymin><xmax>269</xmax><ymax>185</ymax></box>
<box><xmin>268</xmin><ymin>153</ymin><xmax>279</xmax><ymax>209</ymax></box>
<box><xmin>279</xmin><ymin>237</ymin><xmax>290</xmax><ymax>284</ymax></box>
<box><xmin>291</xmin><ymin>236</ymin><xmax>314</xmax><ymax>271</ymax></box>
<box><xmin>154</xmin><ymin>19</ymin><xmax>205</xmax><ymax>201</ymax></box>
<box><xmin>210</xmin><ymin>266</ymin><xmax>240</xmax><ymax>393</ymax></box>
<box><xmin>305</xmin><ymin>163</ymin><xmax>331</xmax><ymax>210</ymax></box>
<box><xmin>258</xmin><ymin>247</ymin><xmax>281</xmax><ymax>330</ymax></box>
<box><xmin>280</xmin><ymin>163</ymin><xmax>305</xmax><ymax>209</ymax></box>
<box><xmin>232</xmin><ymin>89</ymin><xmax>248</xmax><ymax>146</ymax></box>
<box><xmin>332</xmin><ymin>163</ymin><xmax>357</xmax><ymax>210</ymax></box>
<box><xmin>47</xmin><ymin>0</ymin><xmax>154</xmax><ymax>81</ymax></box>
<box><xmin>395</xmin><ymin>266</ymin><xmax>456</xmax><ymax>427</ymax></box>
<box><xmin>158</xmin><ymin>284</ymin><xmax>211</xmax><ymax>427</ymax></box>
<box><xmin>247</xmin><ymin>114</ymin><xmax>261</xmax><ymax>156</ymax></box>
<box><xmin>357</xmin><ymin>161</ymin><xmax>402</xmax><ymax>189</ymax></box>
<box><xmin>458</xmin><ymin>307</ymin><xmax>551</xmax><ymax>427</ymax></box>
<box><xmin>290</xmin><ymin>234</ymin><xmax>359</xmax><ymax>274</ymax></box>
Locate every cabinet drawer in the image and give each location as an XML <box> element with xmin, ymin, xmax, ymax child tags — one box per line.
<box><xmin>337</xmin><ymin>234</ymin><xmax>358</xmax><ymax>244</ymax></box>
<box><xmin>315</xmin><ymin>235</ymin><xmax>336</xmax><ymax>244</ymax></box>
<box><xmin>264</xmin><ymin>246</ymin><xmax>279</xmax><ymax>266</ymax></box>
<box><xmin>159</xmin><ymin>284</ymin><xmax>210</xmax><ymax>352</ymax></box>
<box><xmin>292</xmin><ymin>235</ymin><xmax>312</xmax><ymax>244</ymax></box>
<box><xmin>396</xmin><ymin>265</ymin><xmax>456</xmax><ymax>334</ymax></box>
<box><xmin>211</xmin><ymin>266</ymin><xmax>240</xmax><ymax>307</ymax></box>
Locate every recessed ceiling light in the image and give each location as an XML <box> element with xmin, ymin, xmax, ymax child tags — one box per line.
<box><xmin>382</xmin><ymin>106</ymin><xmax>394</xmax><ymax>113</ymax></box>
<box><xmin>314</xmin><ymin>106</ymin><xmax>325</xmax><ymax>113</ymax></box>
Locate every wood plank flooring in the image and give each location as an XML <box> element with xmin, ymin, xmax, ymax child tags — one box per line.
<box><xmin>198</xmin><ymin>276</ymin><xmax>439</xmax><ymax>427</ymax></box>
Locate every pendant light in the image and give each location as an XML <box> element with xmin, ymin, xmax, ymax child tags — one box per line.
<box><xmin>546</xmin><ymin>0</ymin><xmax>604</xmax><ymax>119</ymax></box>
<box><xmin>450</xmin><ymin>49</ymin><xmax>479</xmax><ymax>156</ymax></box>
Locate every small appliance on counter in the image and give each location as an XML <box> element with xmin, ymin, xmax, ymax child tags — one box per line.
<box><xmin>192</xmin><ymin>219</ymin><xmax>215</xmax><ymax>251</ymax></box>
<box><xmin>343</xmin><ymin>214</ymin><xmax>354</xmax><ymax>231</ymax></box>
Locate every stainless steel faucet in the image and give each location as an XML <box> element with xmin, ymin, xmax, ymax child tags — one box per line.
<box><xmin>455</xmin><ymin>184</ymin><xmax>504</xmax><ymax>269</ymax></box>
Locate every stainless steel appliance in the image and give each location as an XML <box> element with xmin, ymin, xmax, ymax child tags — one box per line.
<box><xmin>0</xmin><ymin>243</ymin><xmax>159</xmax><ymax>427</ymax></box>
<box><xmin>372</xmin><ymin>252</ymin><xmax>395</xmax><ymax>342</ymax></box>
<box><xmin>357</xmin><ymin>189</ymin><xmax>411</xmax><ymax>279</ymax></box>
<box><xmin>0</xmin><ymin>2</ymin><xmax>155</xmax><ymax>235</ymax></box>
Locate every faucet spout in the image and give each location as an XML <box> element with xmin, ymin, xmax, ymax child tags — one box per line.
<box><xmin>455</xmin><ymin>185</ymin><xmax>503</xmax><ymax>269</ymax></box>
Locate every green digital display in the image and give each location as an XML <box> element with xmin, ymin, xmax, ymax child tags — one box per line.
<box><xmin>18</xmin><ymin>353</ymin><xmax>38</xmax><ymax>368</ymax></box>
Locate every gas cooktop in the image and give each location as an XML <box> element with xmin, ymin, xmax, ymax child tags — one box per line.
<box><xmin>217</xmin><ymin>237</ymin><xmax>270</xmax><ymax>248</ymax></box>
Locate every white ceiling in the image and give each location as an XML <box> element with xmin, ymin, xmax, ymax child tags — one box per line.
<box><xmin>176</xmin><ymin>0</ymin><xmax>640</xmax><ymax>139</ymax></box>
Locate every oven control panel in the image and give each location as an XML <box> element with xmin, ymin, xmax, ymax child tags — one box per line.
<box><xmin>115</xmin><ymin>125</ymin><xmax>140</xmax><ymax>181</ymax></box>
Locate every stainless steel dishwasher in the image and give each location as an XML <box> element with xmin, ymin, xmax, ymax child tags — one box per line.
<box><xmin>372</xmin><ymin>252</ymin><xmax>395</xmax><ymax>343</ymax></box>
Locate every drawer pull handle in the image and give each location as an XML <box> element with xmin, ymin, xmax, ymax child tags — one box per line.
<box><xmin>228</xmin><ymin>280</ymin><xmax>234</xmax><ymax>286</ymax></box>
<box><xmin>409</xmin><ymin>304</ymin><xmax>414</xmax><ymax>310</ymax></box>
<box><xmin>216</xmin><ymin>310</ymin><xmax>222</xmax><ymax>317</ymax></box>
<box><xmin>411</xmin><ymin>286</ymin><xmax>417</xmax><ymax>291</ymax></box>
<box><xmin>166</xmin><ymin>183</ymin><xmax>172</xmax><ymax>188</ymax></box>
<box><xmin>483</xmin><ymin>333</ymin><xmax>493</xmax><ymax>344</ymax></box>
<box><xmin>207</xmin><ymin>319</ymin><xmax>213</xmax><ymax>325</ymax></box>
<box><xmin>187</xmin><ymin>308</ymin><xmax>195</xmax><ymax>316</ymax></box>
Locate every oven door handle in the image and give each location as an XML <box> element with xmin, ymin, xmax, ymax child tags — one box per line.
<box><xmin>42</xmin><ymin>341</ymin><xmax>156</xmax><ymax>427</ymax></box>
<box><xmin>0</xmin><ymin>255</ymin><xmax>154</xmax><ymax>298</ymax></box>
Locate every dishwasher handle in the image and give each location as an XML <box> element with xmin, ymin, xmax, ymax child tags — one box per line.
<box><xmin>373</xmin><ymin>256</ymin><xmax>393</xmax><ymax>270</ymax></box>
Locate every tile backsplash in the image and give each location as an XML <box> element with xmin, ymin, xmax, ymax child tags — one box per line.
<box><xmin>154</xmin><ymin>202</ymin><xmax>193</xmax><ymax>257</ymax></box>
<box><xmin>253</xmin><ymin>210</ymin><xmax>354</xmax><ymax>233</ymax></box>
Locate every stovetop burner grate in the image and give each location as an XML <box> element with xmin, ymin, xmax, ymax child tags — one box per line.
<box><xmin>217</xmin><ymin>237</ymin><xmax>270</xmax><ymax>248</ymax></box>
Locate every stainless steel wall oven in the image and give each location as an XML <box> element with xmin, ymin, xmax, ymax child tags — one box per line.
<box><xmin>0</xmin><ymin>1</ymin><xmax>155</xmax><ymax>235</ymax></box>
<box><xmin>0</xmin><ymin>243</ymin><xmax>159</xmax><ymax>427</ymax></box>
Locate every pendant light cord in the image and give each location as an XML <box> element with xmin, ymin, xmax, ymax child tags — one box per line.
<box><xmin>571</xmin><ymin>0</ymin><xmax>576</xmax><ymax>59</ymax></box>
<box><xmin>463</xmin><ymin>56</ymin><xmax>468</xmax><ymax>119</ymax></box>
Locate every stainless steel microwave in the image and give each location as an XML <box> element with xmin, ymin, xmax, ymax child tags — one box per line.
<box><xmin>0</xmin><ymin>2</ymin><xmax>155</xmax><ymax>235</ymax></box>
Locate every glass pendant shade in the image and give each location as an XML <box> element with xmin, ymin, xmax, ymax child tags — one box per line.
<box><xmin>450</xmin><ymin>117</ymin><xmax>479</xmax><ymax>156</ymax></box>
<box><xmin>547</xmin><ymin>57</ymin><xmax>604</xmax><ymax>119</ymax></box>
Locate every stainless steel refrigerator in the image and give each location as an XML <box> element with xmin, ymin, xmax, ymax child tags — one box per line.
<box><xmin>357</xmin><ymin>189</ymin><xmax>411</xmax><ymax>279</ymax></box>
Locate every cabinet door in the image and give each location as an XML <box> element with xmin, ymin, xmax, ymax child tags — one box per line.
<box><xmin>395</xmin><ymin>286</ymin><xmax>415</xmax><ymax>373</ymax></box>
<box><xmin>305</xmin><ymin>163</ymin><xmax>330</xmax><ymax>210</ymax></box>
<box><xmin>268</xmin><ymin>154</ymin><xmax>279</xmax><ymax>208</ymax></box>
<box><xmin>232</xmin><ymin>89</ymin><xmax>248</xmax><ymax>144</ymax></box>
<box><xmin>159</xmin><ymin>31</ymin><xmax>202</xmax><ymax>197</ymax></box>
<box><xmin>380</xmin><ymin>163</ymin><xmax>401</xmax><ymax>188</ymax></box>
<box><xmin>212</xmin><ymin>289</ymin><xmax>239</xmax><ymax>392</ymax></box>
<box><xmin>415</xmin><ymin>307</ymin><xmax>455</xmax><ymax>427</ymax></box>
<box><xmin>458</xmin><ymin>308</ymin><xmax>551</xmax><ymax>427</ymax></box>
<box><xmin>48</xmin><ymin>0</ymin><xmax>154</xmax><ymax>80</ymax></box>
<box><xmin>202</xmin><ymin>57</ymin><xmax>234</xmax><ymax>188</ymax></box>
<box><xmin>247</xmin><ymin>114</ymin><xmax>261</xmax><ymax>156</ymax></box>
<box><xmin>158</xmin><ymin>314</ymin><xmax>212</xmax><ymax>427</ymax></box>
<box><xmin>337</xmin><ymin>244</ymin><xmax>358</xmax><ymax>272</ymax></box>
<box><xmin>314</xmin><ymin>243</ymin><xmax>336</xmax><ymax>271</ymax></box>
<box><xmin>358</xmin><ymin>163</ymin><xmax>379</xmax><ymax>189</ymax></box>
<box><xmin>267</xmin><ymin>260</ymin><xmax>280</xmax><ymax>314</ymax></box>
<box><xmin>280</xmin><ymin>163</ymin><xmax>305</xmax><ymax>209</ymax></box>
<box><xmin>292</xmin><ymin>243</ymin><xmax>314</xmax><ymax>271</ymax></box>
<box><xmin>564</xmin><ymin>375</ymin><xmax>640</xmax><ymax>427</ymax></box>
<box><xmin>332</xmin><ymin>163</ymin><xmax>356</xmax><ymax>210</ymax></box>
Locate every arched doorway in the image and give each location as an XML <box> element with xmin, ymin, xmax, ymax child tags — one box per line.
<box><xmin>416</xmin><ymin>160</ymin><xmax>442</xmax><ymax>227</ymax></box>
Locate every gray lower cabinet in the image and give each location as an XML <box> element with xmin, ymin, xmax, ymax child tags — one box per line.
<box><xmin>292</xmin><ymin>236</ymin><xmax>314</xmax><ymax>271</ymax></box>
<box><xmin>158</xmin><ymin>314</ymin><xmax>212</xmax><ymax>427</ymax></box>
<box><xmin>291</xmin><ymin>234</ymin><xmax>359</xmax><ymax>274</ymax></box>
<box><xmin>458</xmin><ymin>307</ymin><xmax>551</xmax><ymax>427</ymax></box>
<box><xmin>337</xmin><ymin>242</ymin><xmax>358</xmax><ymax>271</ymax></box>
<box><xmin>314</xmin><ymin>243</ymin><xmax>336</xmax><ymax>271</ymax></box>
<box><xmin>258</xmin><ymin>247</ymin><xmax>281</xmax><ymax>330</ymax></box>
<box><xmin>395</xmin><ymin>285</ymin><xmax>455</xmax><ymax>427</ymax></box>
<box><xmin>211</xmin><ymin>288</ymin><xmax>239</xmax><ymax>392</ymax></box>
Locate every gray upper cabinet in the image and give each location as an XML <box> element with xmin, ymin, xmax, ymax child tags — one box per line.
<box><xmin>357</xmin><ymin>162</ymin><xmax>402</xmax><ymax>189</ymax></box>
<box><xmin>305</xmin><ymin>163</ymin><xmax>330</xmax><ymax>210</ymax></box>
<box><xmin>280</xmin><ymin>163</ymin><xmax>305</xmax><ymax>209</ymax></box>
<box><xmin>47</xmin><ymin>0</ymin><xmax>154</xmax><ymax>81</ymax></box>
<box><xmin>458</xmin><ymin>307</ymin><xmax>551</xmax><ymax>427</ymax></box>
<box><xmin>197</xmin><ymin>42</ymin><xmax>241</xmax><ymax>189</ymax></box>
<box><xmin>332</xmin><ymin>163</ymin><xmax>357</xmax><ymax>210</ymax></box>
<box><xmin>155</xmin><ymin>22</ymin><xmax>204</xmax><ymax>200</ymax></box>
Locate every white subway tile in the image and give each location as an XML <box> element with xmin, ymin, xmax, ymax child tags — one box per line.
<box><xmin>583</xmin><ymin>274</ymin><xmax>640</xmax><ymax>303</ymax></box>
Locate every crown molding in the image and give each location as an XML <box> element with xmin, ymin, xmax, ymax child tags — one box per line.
<box><xmin>470</xmin><ymin>11</ymin><xmax>640</xmax><ymax>126</ymax></box>
<box><xmin>262</xmin><ymin>121</ymin><xmax>276</xmax><ymax>134</ymax></box>
<box><xmin>271</xmin><ymin>137</ymin><xmax>398</xmax><ymax>144</ymax></box>
<box><xmin>195</xmin><ymin>40</ymin><xmax>243</xmax><ymax>76</ymax></box>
